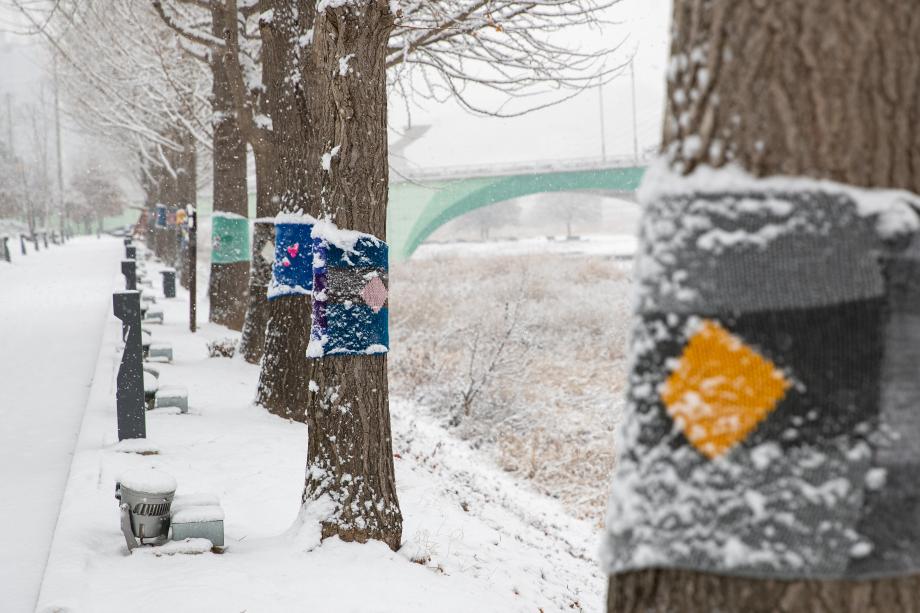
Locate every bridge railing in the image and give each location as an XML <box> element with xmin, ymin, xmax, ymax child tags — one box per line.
<box><xmin>391</xmin><ymin>153</ymin><xmax>650</xmax><ymax>183</ymax></box>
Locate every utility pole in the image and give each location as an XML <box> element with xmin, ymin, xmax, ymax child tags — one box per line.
<box><xmin>630</xmin><ymin>57</ymin><xmax>640</xmax><ymax>165</ymax></box>
<box><xmin>598</xmin><ymin>76</ymin><xmax>607</xmax><ymax>163</ymax></box>
<box><xmin>52</xmin><ymin>53</ymin><xmax>66</xmax><ymax>241</ymax></box>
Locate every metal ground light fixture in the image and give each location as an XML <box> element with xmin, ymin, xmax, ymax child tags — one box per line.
<box><xmin>116</xmin><ymin>469</ymin><xmax>176</xmax><ymax>551</ymax></box>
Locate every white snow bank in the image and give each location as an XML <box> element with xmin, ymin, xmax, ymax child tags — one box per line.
<box><xmin>112</xmin><ymin>438</ymin><xmax>161</xmax><ymax>455</ymax></box>
<box><xmin>38</xmin><ymin>249</ymin><xmax>602</xmax><ymax>612</ymax></box>
<box><xmin>132</xmin><ymin>538</ymin><xmax>213</xmax><ymax>556</ymax></box>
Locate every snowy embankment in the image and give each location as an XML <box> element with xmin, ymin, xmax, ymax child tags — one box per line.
<box><xmin>37</xmin><ymin>248</ymin><xmax>604</xmax><ymax>612</ymax></box>
<box><xmin>0</xmin><ymin>236</ymin><xmax>123</xmax><ymax>613</ymax></box>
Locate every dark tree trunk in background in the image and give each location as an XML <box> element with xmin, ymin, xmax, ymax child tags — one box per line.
<box><xmin>301</xmin><ymin>0</ymin><xmax>401</xmax><ymax>551</ymax></box>
<box><xmin>255</xmin><ymin>0</ymin><xmax>317</xmax><ymax>417</ymax></box>
<box><xmin>177</xmin><ymin>137</ymin><xmax>197</xmax><ymax>289</ymax></box>
<box><xmin>608</xmin><ymin>1</ymin><xmax>920</xmax><ymax>610</ymax></box>
<box><xmin>239</xmin><ymin>147</ymin><xmax>277</xmax><ymax>363</ymax></box>
<box><xmin>207</xmin><ymin>2</ymin><xmax>250</xmax><ymax>332</ymax></box>
<box><xmin>235</xmin><ymin>7</ymin><xmax>286</xmax><ymax>364</ymax></box>
<box><xmin>152</xmin><ymin>148</ymin><xmax>180</xmax><ymax>261</ymax></box>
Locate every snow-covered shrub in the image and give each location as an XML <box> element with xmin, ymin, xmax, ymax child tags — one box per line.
<box><xmin>389</xmin><ymin>253</ymin><xmax>632</xmax><ymax>524</ymax></box>
<box><xmin>207</xmin><ymin>338</ymin><xmax>237</xmax><ymax>358</ymax></box>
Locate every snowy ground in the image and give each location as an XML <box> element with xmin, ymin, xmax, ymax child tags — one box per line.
<box><xmin>415</xmin><ymin>233</ymin><xmax>637</xmax><ymax>261</ymax></box>
<box><xmin>0</xmin><ymin>237</ymin><xmax>123</xmax><ymax>613</ymax></box>
<box><xmin>36</xmin><ymin>245</ymin><xmax>606</xmax><ymax>612</ymax></box>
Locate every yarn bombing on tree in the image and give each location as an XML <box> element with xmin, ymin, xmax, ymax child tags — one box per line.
<box><xmin>210</xmin><ymin>212</ymin><xmax>250</xmax><ymax>264</ymax></box>
<box><xmin>307</xmin><ymin>220</ymin><xmax>388</xmax><ymax>358</ymax></box>
<box><xmin>267</xmin><ymin>213</ymin><xmax>316</xmax><ymax>300</ymax></box>
<box><xmin>603</xmin><ymin>162</ymin><xmax>920</xmax><ymax>581</ymax></box>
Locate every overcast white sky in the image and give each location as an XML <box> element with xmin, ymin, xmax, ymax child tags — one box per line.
<box><xmin>0</xmin><ymin>0</ymin><xmax>672</xmax><ymax>182</ymax></box>
<box><xmin>390</xmin><ymin>0</ymin><xmax>672</xmax><ymax>169</ymax></box>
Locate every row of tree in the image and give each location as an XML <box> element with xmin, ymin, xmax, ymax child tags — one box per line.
<box><xmin>14</xmin><ymin>0</ymin><xmax>619</xmax><ymax>550</ymax></box>
<box><xmin>0</xmin><ymin>99</ymin><xmax>124</xmax><ymax>238</ymax></box>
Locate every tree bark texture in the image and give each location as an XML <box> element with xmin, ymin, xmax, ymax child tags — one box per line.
<box><xmin>254</xmin><ymin>0</ymin><xmax>317</xmax><ymax>414</ymax></box>
<box><xmin>610</xmin><ymin>1</ymin><xmax>920</xmax><ymax>609</ymax></box>
<box><xmin>207</xmin><ymin>2</ymin><xmax>250</xmax><ymax>331</ymax></box>
<box><xmin>300</xmin><ymin>0</ymin><xmax>401</xmax><ymax>552</ymax></box>
<box><xmin>254</xmin><ymin>0</ymin><xmax>402</xmax><ymax>551</ymax></box>
<box><xmin>176</xmin><ymin>137</ymin><xmax>197</xmax><ymax>285</ymax></box>
<box><xmin>238</xmin><ymin>144</ymin><xmax>278</xmax><ymax>363</ymax></box>
<box><xmin>609</xmin><ymin>569</ymin><xmax>920</xmax><ymax>613</ymax></box>
<box><xmin>663</xmin><ymin>0</ymin><xmax>920</xmax><ymax>191</ymax></box>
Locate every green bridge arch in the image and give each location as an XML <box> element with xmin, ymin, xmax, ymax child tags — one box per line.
<box><xmin>386</xmin><ymin>165</ymin><xmax>646</xmax><ymax>261</ymax></box>
<box><xmin>107</xmin><ymin>165</ymin><xmax>646</xmax><ymax>260</ymax></box>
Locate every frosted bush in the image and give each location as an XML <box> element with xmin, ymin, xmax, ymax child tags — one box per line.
<box><xmin>389</xmin><ymin>253</ymin><xmax>632</xmax><ymax>524</ymax></box>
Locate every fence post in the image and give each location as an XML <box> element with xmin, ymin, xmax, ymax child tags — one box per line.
<box><xmin>112</xmin><ymin>291</ymin><xmax>146</xmax><ymax>440</ymax></box>
<box><xmin>20</xmin><ymin>235</ymin><xmax>26</xmax><ymax>255</ymax></box>
<box><xmin>121</xmin><ymin>259</ymin><xmax>137</xmax><ymax>291</ymax></box>
<box><xmin>42</xmin><ymin>232</ymin><xmax>48</xmax><ymax>249</ymax></box>
<box><xmin>2</xmin><ymin>237</ymin><xmax>9</xmax><ymax>263</ymax></box>
<box><xmin>189</xmin><ymin>208</ymin><xmax>197</xmax><ymax>333</ymax></box>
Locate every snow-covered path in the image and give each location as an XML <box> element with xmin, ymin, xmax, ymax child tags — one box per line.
<box><xmin>0</xmin><ymin>237</ymin><xmax>121</xmax><ymax>613</ymax></box>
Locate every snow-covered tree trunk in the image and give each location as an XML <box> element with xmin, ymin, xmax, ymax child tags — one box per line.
<box><xmin>253</xmin><ymin>0</ymin><xmax>401</xmax><ymax>548</ymax></box>
<box><xmin>607</xmin><ymin>1</ymin><xmax>920</xmax><ymax>611</ymax></box>
<box><xmin>207</xmin><ymin>2</ymin><xmax>250</xmax><ymax>332</ymax></box>
<box><xmin>236</xmin><ymin>1</ymin><xmax>284</xmax><ymax>365</ymax></box>
<box><xmin>239</xmin><ymin>147</ymin><xmax>277</xmax><ymax>363</ymax></box>
<box><xmin>300</xmin><ymin>0</ymin><xmax>401</xmax><ymax>551</ymax></box>
<box><xmin>254</xmin><ymin>0</ymin><xmax>318</xmax><ymax>417</ymax></box>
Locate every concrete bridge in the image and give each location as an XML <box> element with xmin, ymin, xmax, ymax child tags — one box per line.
<box><xmin>387</xmin><ymin>156</ymin><xmax>647</xmax><ymax>261</ymax></box>
<box><xmin>106</xmin><ymin>156</ymin><xmax>647</xmax><ymax>261</ymax></box>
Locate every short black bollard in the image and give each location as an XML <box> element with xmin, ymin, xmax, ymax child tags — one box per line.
<box><xmin>126</xmin><ymin>245</ymin><xmax>137</xmax><ymax>260</ymax></box>
<box><xmin>161</xmin><ymin>268</ymin><xmax>176</xmax><ymax>298</ymax></box>
<box><xmin>1</xmin><ymin>237</ymin><xmax>9</xmax><ymax>263</ymax></box>
<box><xmin>20</xmin><ymin>235</ymin><xmax>27</xmax><ymax>255</ymax></box>
<box><xmin>31</xmin><ymin>233</ymin><xmax>39</xmax><ymax>252</ymax></box>
<box><xmin>112</xmin><ymin>291</ymin><xmax>146</xmax><ymax>441</ymax></box>
<box><xmin>121</xmin><ymin>259</ymin><xmax>137</xmax><ymax>291</ymax></box>
<box><xmin>42</xmin><ymin>232</ymin><xmax>48</xmax><ymax>249</ymax></box>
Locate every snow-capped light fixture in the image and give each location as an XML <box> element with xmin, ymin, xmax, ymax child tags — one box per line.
<box><xmin>116</xmin><ymin>469</ymin><xmax>177</xmax><ymax>551</ymax></box>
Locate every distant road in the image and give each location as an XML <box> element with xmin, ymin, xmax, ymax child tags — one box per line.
<box><xmin>0</xmin><ymin>237</ymin><xmax>120</xmax><ymax>613</ymax></box>
<box><xmin>414</xmin><ymin>234</ymin><xmax>638</xmax><ymax>261</ymax></box>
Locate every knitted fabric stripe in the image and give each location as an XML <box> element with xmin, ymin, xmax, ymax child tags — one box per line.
<box><xmin>604</xmin><ymin>190</ymin><xmax>920</xmax><ymax>580</ymax></box>
<box><xmin>308</xmin><ymin>236</ymin><xmax>388</xmax><ymax>357</ymax></box>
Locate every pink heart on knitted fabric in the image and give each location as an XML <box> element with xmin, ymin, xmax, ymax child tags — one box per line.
<box><xmin>286</xmin><ymin>243</ymin><xmax>299</xmax><ymax>258</ymax></box>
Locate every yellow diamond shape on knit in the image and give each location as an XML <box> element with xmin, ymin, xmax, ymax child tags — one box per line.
<box><xmin>661</xmin><ymin>320</ymin><xmax>791</xmax><ymax>460</ymax></box>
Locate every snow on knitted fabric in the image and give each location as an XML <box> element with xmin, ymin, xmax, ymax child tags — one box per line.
<box><xmin>268</xmin><ymin>213</ymin><xmax>316</xmax><ymax>300</ymax></box>
<box><xmin>307</xmin><ymin>219</ymin><xmax>388</xmax><ymax>358</ymax></box>
<box><xmin>603</xmin><ymin>161</ymin><xmax>920</xmax><ymax>580</ymax></box>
